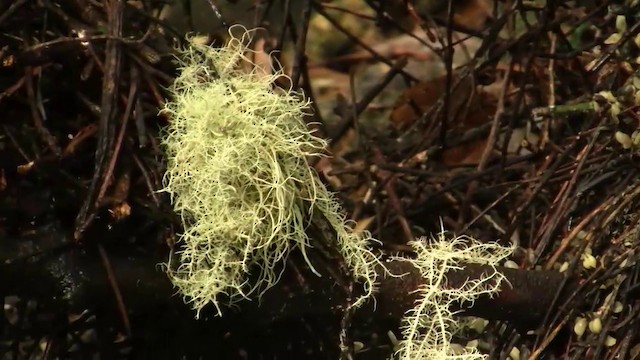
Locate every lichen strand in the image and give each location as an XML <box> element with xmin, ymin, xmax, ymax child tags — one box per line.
<box><xmin>161</xmin><ymin>28</ymin><xmax>378</xmax><ymax>317</ymax></box>
<box><xmin>393</xmin><ymin>233</ymin><xmax>515</xmax><ymax>360</ymax></box>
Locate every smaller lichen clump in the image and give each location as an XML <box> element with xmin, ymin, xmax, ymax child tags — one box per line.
<box><xmin>160</xmin><ymin>28</ymin><xmax>378</xmax><ymax>317</ymax></box>
<box><xmin>394</xmin><ymin>232</ymin><xmax>514</xmax><ymax>360</ymax></box>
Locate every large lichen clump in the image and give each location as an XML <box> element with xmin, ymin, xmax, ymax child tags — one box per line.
<box><xmin>160</xmin><ymin>28</ymin><xmax>378</xmax><ymax>317</ymax></box>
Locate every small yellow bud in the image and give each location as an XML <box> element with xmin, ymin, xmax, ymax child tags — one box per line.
<box><xmin>449</xmin><ymin>343</ymin><xmax>465</xmax><ymax>355</ymax></box>
<box><xmin>610</xmin><ymin>102</ymin><xmax>621</xmax><ymax>119</ymax></box>
<box><xmin>559</xmin><ymin>261</ymin><xmax>569</xmax><ymax>273</ymax></box>
<box><xmin>509</xmin><ymin>346</ymin><xmax>520</xmax><ymax>360</ymax></box>
<box><xmin>605</xmin><ymin>335</ymin><xmax>617</xmax><ymax>347</ymax></box>
<box><xmin>466</xmin><ymin>339</ymin><xmax>479</xmax><ymax>349</ymax></box>
<box><xmin>353</xmin><ymin>341</ymin><xmax>364</xmax><ymax>352</ymax></box>
<box><xmin>632</xmin><ymin>130</ymin><xmax>640</xmax><ymax>148</ymax></box>
<box><xmin>574</xmin><ymin>317</ymin><xmax>587</xmax><ymax>337</ymax></box>
<box><xmin>598</xmin><ymin>91</ymin><xmax>616</xmax><ymax>103</ymax></box>
<box><xmin>586</xmin><ymin>58</ymin><xmax>599</xmax><ymax>71</ymax></box>
<box><xmin>589</xmin><ymin>317</ymin><xmax>602</xmax><ymax>334</ymax></box>
<box><xmin>613</xmin><ymin>301</ymin><xmax>624</xmax><ymax>313</ymax></box>
<box><xmin>615</xmin><ymin>131</ymin><xmax>633</xmax><ymax>149</ymax></box>
<box><xmin>582</xmin><ymin>253</ymin><xmax>597</xmax><ymax>269</ymax></box>
<box><xmin>387</xmin><ymin>330</ymin><xmax>399</xmax><ymax>346</ymax></box>
<box><xmin>605</xmin><ymin>33</ymin><xmax>622</xmax><ymax>44</ymax></box>
<box><xmin>616</xmin><ymin>16</ymin><xmax>628</xmax><ymax>33</ymax></box>
<box><xmin>468</xmin><ymin>318</ymin><xmax>489</xmax><ymax>334</ymax></box>
<box><xmin>504</xmin><ymin>260</ymin><xmax>519</xmax><ymax>269</ymax></box>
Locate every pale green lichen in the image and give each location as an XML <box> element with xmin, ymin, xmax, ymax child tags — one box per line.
<box><xmin>160</xmin><ymin>26</ymin><xmax>515</xmax><ymax>359</ymax></box>
<box><xmin>393</xmin><ymin>230</ymin><xmax>514</xmax><ymax>360</ymax></box>
<box><xmin>160</xmin><ymin>27</ymin><xmax>378</xmax><ymax>317</ymax></box>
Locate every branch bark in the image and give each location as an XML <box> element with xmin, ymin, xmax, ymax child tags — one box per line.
<box><xmin>0</xmin><ymin>219</ymin><xmax>577</xmax><ymax>331</ymax></box>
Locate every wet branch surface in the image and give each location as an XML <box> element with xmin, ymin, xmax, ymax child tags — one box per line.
<box><xmin>0</xmin><ymin>217</ymin><xmax>576</xmax><ymax>358</ymax></box>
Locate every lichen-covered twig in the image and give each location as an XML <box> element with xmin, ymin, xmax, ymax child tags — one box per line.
<box><xmin>0</xmin><ymin>221</ymin><xmax>570</xmax><ymax>329</ymax></box>
<box><xmin>158</xmin><ymin>27</ymin><xmax>521</xmax><ymax>358</ymax></box>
